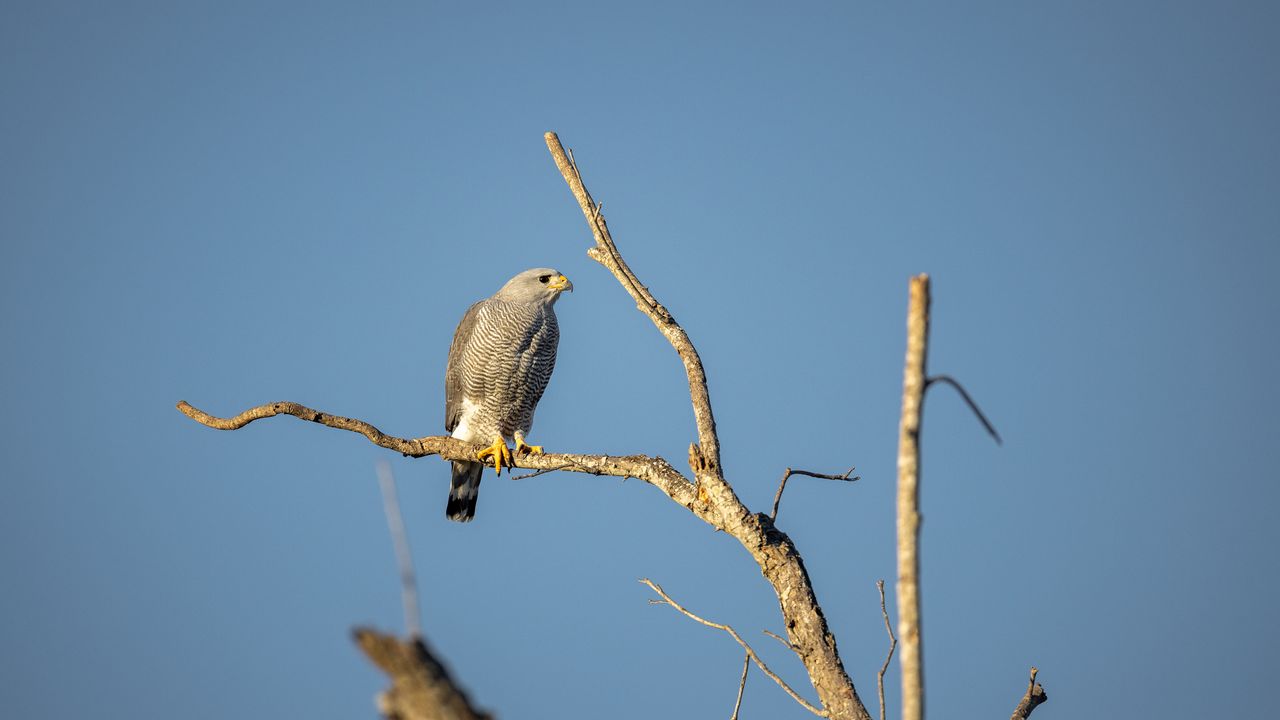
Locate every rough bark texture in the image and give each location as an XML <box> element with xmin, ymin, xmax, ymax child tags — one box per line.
<box><xmin>896</xmin><ymin>274</ymin><xmax>929</xmax><ymax>720</ymax></box>
<box><xmin>354</xmin><ymin>628</ymin><xmax>492</xmax><ymax>720</ymax></box>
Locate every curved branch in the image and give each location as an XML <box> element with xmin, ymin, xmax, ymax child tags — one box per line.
<box><xmin>925</xmin><ymin>374</ymin><xmax>1001</xmax><ymax>445</ymax></box>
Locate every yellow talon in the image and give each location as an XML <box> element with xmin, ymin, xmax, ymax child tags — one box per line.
<box><xmin>476</xmin><ymin>437</ymin><xmax>514</xmax><ymax>475</ymax></box>
<box><xmin>514</xmin><ymin>431</ymin><xmax>543</xmax><ymax>456</ymax></box>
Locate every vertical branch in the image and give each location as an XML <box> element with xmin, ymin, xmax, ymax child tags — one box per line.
<box><xmin>896</xmin><ymin>274</ymin><xmax>930</xmax><ymax>720</ymax></box>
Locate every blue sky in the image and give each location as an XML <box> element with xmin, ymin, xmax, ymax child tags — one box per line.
<box><xmin>2</xmin><ymin>2</ymin><xmax>1278</xmax><ymax>718</ymax></box>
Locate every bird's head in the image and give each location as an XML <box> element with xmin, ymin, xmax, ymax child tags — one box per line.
<box><xmin>497</xmin><ymin>267</ymin><xmax>573</xmax><ymax>304</ymax></box>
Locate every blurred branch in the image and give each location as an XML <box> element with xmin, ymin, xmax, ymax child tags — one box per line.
<box><xmin>376</xmin><ymin>460</ymin><xmax>422</xmax><ymax>639</ymax></box>
<box><xmin>641</xmin><ymin>579</ymin><xmax>827</xmax><ymax>718</ymax></box>
<box><xmin>876</xmin><ymin>580</ymin><xmax>896</xmax><ymax>720</ymax></box>
<box><xmin>925</xmin><ymin>375</ymin><xmax>1001</xmax><ymax>445</ymax></box>
<box><xmin>770</xmin><ymin>466</ymin><xmax>860</xmax><ymax>521</ymax></box>
<box><xmin>354</xmin><ymin>628</ymin><xmax>492</xmax><ymax>720</ymax></box>
<box><xmin>1009</xmin><ymin>667</ymin><xmax>1048</xmax><ymax>720</ymax></box>
<box><xmin>896</xmin><ymin>274</ymin><xmax>929</xmax><ymax>720</ymax></box>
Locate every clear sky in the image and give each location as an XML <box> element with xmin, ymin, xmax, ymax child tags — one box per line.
<box><xmin>2</xmin><ymin>2</ymin><xmax>1278</xmax><ymax>718</ymax></box>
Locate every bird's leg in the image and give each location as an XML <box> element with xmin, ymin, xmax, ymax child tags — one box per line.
<box><xmin>514</xmin><ymin>430</ymin><xmax>543</xmax><ymax>456</ymax></box>
<box><xmin>476</xmin><ymin>437</ymin><xmax>514</xmax><ymax>475</ymax></box>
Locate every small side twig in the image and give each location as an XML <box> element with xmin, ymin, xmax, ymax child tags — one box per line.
<box><xmin>640</xmin><ymin>578</ymin><xmax>828</xmax><ymax>718</ymax></box>
<box><xmin>730</xmin><ymin>651</ymin><xmax>750</xmax><ymax>720</ymax></box>
<box><xmin>770</xmin><ymin>466</ymin><xmax>860</xmax><ymax>521</ymax></box>
<box><xmin>509</xmin><ymin>464</ymin><xmax>575</xmax><ymax>480</ymax></box>
<box><xmin>875</xmin><ymin>580</ymin><xmax>897</xmax><ymax>720</ymax></box>
<box><xmin>1009</xmin><ymin>667</ymin><xmax>1048</xmax><ymax>720</ymax></box>
<box><xmin>925</xmin><ymin>374</ymin><xmax>1002</xmax><ymax>445</ymax></box>
<box><xmin>376</xmin><ymin>460</ymin><xmax>421</xmax><ymax>639</ymax></box>
<box><xmin>762</xmin><ymin>629</ymin><xmax>799</xmax><ymax>653</ymax></box>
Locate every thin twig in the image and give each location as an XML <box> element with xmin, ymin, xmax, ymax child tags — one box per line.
<box><xmin>730</xmin><ymin>651</ymin><xmax>750</xmax><ymax>720</ymax></box>
<box><xmin>1009</xmin><ymin>667</ymin><xmax>1048</xmax><ymax>720</ymax></box>
<box><xmin>896</xmin><ymin>274</ymin><xmax>930</xmax><ymax>720</ymax></box>
<box><xmin>770</xmin><ymin>466</ymin><xmax>860</xmax><ymax>521</ymax></box>
<box><xmin>376</xmin><ymin>461</ymin><xmax>422</xmax><ymax>639</ymax></box>
<box><xmin>640</xmin><ymin>578</ymin><xmax>828</xmax><ymax>718</ymax></box>
<box><xmin>875</xmin><ymin>580</ymin><xmax>896</xmax><ymax>720</ymax></box>
<box><xmin>762</xmin><ymin>629</ymin><xmax>799</xmax><ymax>653</ymax></box>
<box><xmin>925</xmin><ymin>374</ymin><xmax>1002</xmax><ymax>445</ymax></box>
<box><xmin>509</xmin><ymin>464</ymin><xmax>574</xmax><ymax>480</ymax></box>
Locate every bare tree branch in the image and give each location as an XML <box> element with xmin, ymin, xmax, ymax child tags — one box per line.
<box><xmin>354</xmin><ymin>628</ymin><xmax>492</xmax><ymax>720</ymax></box>
<box><xmin>925</xmin><ymin>374</ymin><xmax>1002</xmax><ymax>445</ymax></box>
<box><xmin>1009</xmin><ymin>667</ymin><xmax>1048</xmax><ymax>720</ymax></box>
<box><xmin>896</xmin><ymin>274</ymin><xmax>930</xmax><ymax>720</ymax></box>
<box><xmin>376</xmin><ymin>461</ymin><xmax>422</xmax><ymax>640</ymax></box>
<box><xmin>770</xmin><ymin>466</ymin><xmax>860</xmax><ymax>521</ymax></box>
<box><xmin>730</xmin><ymin>651</ymin><xmax>751</xmax><ymax>720</ymax></box>
<box><xmin>876</xmin><ymin>580</ymin><xmax>897</xmax><ymax>720</ymax></box>
<box><xmin>545</xmin><ymin>133</ymin><xmax>870</xmax><ymax>720</ymax></box>
<box><xmin>641</xmin><ymin>578</ymin><xmax>827</xmax><ymax>718</ymax></box>
<box><xmin>544</xmin><ymin>132</ymin><xmax>724</xmax><ymax>486</ymax></box>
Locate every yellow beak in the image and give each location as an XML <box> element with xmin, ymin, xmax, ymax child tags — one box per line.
<box><xmin>548</xmin><ymin>274</ymin><xmax>573</xmax><ymax>292</ymax></box>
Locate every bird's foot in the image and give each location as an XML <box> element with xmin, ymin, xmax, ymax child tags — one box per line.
<box><xmin>514</xmin><ymin>431</ymin><xmax>543</xmax><ymax>457</ymax></box>
<box><xmin>476</xmin><ymin>437</ymin><xmax>514</xmax><ymax>475</ymax></box>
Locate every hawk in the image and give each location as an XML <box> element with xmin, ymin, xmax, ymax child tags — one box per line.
<box><xmin>444</xmin><ymin>268</ymin><xmax>572</xmax><ymax>522</ymax></box>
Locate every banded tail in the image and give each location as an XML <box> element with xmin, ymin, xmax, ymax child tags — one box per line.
<box><xmin>447</xmin><ymin>461</ymin><xmax>484</xmax><ymax>522</ymax></box>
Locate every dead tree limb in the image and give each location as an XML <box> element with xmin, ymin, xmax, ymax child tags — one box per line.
<box><xmin>896</xmin><ymin>274</ymin><xmax>930</xmax><ymax>720</ymax></box>
<box><xmin>546</xmin><ymin>132</ymin><xmax>869</xmax><ymax>720</ymax></box>
<box><xmin>1009</xmin><ymin>667</ymin><xmax>1048</xmax><ymax>720</ymax></box>
<box><xmin>354</xmin><ymin>628</ymin><xmax>492</xmax><ymax>720</ymax></box>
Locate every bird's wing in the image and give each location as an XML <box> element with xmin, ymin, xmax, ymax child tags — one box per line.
<box><xmin>445</xmin><ymin>300</ymin><xmax>484</xmax><ymax>432</ymax></box>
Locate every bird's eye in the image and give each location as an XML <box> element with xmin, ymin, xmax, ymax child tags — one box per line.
<box><xmin>538</xmin><ymin>275</ymin><xmax>551</xmax><ymax>284</ymax></box>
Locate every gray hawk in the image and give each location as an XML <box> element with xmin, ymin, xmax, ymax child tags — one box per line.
<box><xmin>444</xmin><ymin>267</ymin><xmax>572</xmax><ymax>522</ymax></box>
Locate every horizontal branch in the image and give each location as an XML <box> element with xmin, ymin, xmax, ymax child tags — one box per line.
<box><xmin>176</xmin><ymin>400</ymin><xmax>696</xmax><ymax>506</ymax></box>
